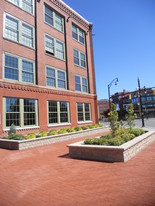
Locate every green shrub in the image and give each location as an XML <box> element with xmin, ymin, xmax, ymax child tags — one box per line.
<box><xmin>57</xmin><ymin>129</ymin><xmax>67</xmax><ymax>134</ymax></box>
<box><xmin>99</xmin><ymin>124</ymin><xmax>104</xmax><ymax>127</ymax></box>
<box><xmin>94</xmin><ymin>124</ymin><xmax>100</xmax><ymax>128</ymax></box>
<box><xmin>88</xmin><ymin>125</ymin><xmax>94</xmax><ymax>129</ymax></box>
<box><xmin>36</xmin><ymin>134</ymin><xmax>42</xmax><ymax>138</ymax></box>
<box><xmin>66</xmin><ymin>128</ymin><xmax>75</xmax><ymax>133</ymax></box>
<box><xmin>38</xmin><ymin>130</ymin><xmax>47</xmax><ymax>137</ymax></box>
<box><xmin>49</xmin><ymin>129</ymin><xmax>57</xmax><ymax>136</ymax></box>
<box><xmin>7</xmin><ymin>133</ymin><xmax>25</xmax><ymax>140</ymax></box>
<box><xmin>84</xmin><ymin>138</ymin><xmax>100</xmax><ymax>145</ymax></box>
<box><xmin>74</xmin><ymin>127</ymin><xmax>82</xmax><ymax>131</ymax></box>
<box><xmin>122</xmin><ymin>133</ymin><xmax>135</xmax><ymax>142</ymax></box>
<box><xmin>81</xmin><ymin>126</ymin><xmax>89</xmax><ymax>130</ymax></box>
<box><xmin>115</xmin><ymin>127</ymin><xmax>127</xmax><ymax>137</ymax></box>
<box><xmin>8</xmin><ymin>123</ymin><xmax>16</xmax><ymax>135</ymax></box>
<box><xmin>100</xmin><ymin>134</ymin><xmax>112</xmax><ymax>140</ymax></box>
<box><xmin>107</xmin><ymin>137</ymin><xmax>125</xmax><ymax>146</ymax></box>
<box><xmin>26</xmin><ymin>133</ymin><xmax>36</xmax><ymax>140</ymax></box>
<box><xmin>129</xmin><ymin>128</ymin><xmax>145</xmax><ymax>137</ymax></box>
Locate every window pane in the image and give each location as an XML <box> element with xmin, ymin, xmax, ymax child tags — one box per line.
<box><xmin>24</xmin><ymin>99</ymin><xmax>36</xmax><ymax>126</ymax></box>
<box><xmin>46</xmin><ymin>67</ymin><xmax>56</xmax><ymax>87</ymax></box>
<box><xmin>22</xmin><ymin>60</ymin><xmax>33</xmax><ymax>83</ymax></box>
<box><xmin>60</xmin><ymin>102</ymin><xmax>68</xmax><ymax>123</ymax></box>
<box><xmin>57</xmin><ymin>71</ymin><xmax>66</xmax><ymax>89</ymax></box>
<box><xmin>9</xmin><ymin>0</ymin><xmax>19</xmax><ymax>6</ymax></box>
<box><xmin>5</xmin><ymin>15</ymin><xmax>18</xmax><ymax>41</ymax></box>
<box><xmin>45</xmin><ymin>5</ymin><xmax>53</xmax><ymax>26</ymax></box>
<box><xmin>85</xmin><ymin>103</ymin><xmax>91</xmax><ymax>121</ymax></box>
<box><xmin>77</xmin><ymin>103</ymin><xmax>84</xmax><ymax>121</ymax></box>
<box><xmin>55</xmin><ymin>13</ymin><xmax>63</xmax><ymax>32</ymax></box>
<box><xmin>6</xmin><ymin>98</ymin><xmax>20</xmax><ymax>127</ymax></box>
<box><xmin>79</xmin><ymin>29</ymin><xmax>85</xmax><ymax>44</ymax></box>
<box><xmin>80</xmin><ymin>53</ymin><xmax>86</xmax><ymax>67</ymax></box>
<box><xmin>5</xmin><ymin>55</ymin><xmax>18</xmax><ymax>80</ymax></box>
<box><xmin>56</xmin><ymin>41</ymin><xmax>64</xmax><ymax>60</ymax></box>
<box><xmin>72</xmin><ymin>25</ymin><xmax>78</xmax><ymax>40</ymax></box>
<box><xmin>48</xmin><ymin>101</ymin><xmax>58</xmax><ymax>124</ymax></box>
<box><xmin>74</xmin><ymin>49</ymin><xmax>79</xmax><ymax>65</ymax></box>
<box><xmin>22</xmin><ymin>23</ymin><xmax>33</xmax><ymax>47</ymax></box>
<box><xmin>82</xmin><ymin>77</ymin><xmax>87</xmax><ymax>93</ymax></box>
<box><xmin>22</xmin><ymin>0</ymin><xmax>33</xmax><ymax>14</ymax></box>
<box><xmin>45</xmin><ymin>35</ymin><xmax>54</xmax><ymax>54</ymax></box>
<box><xmin>75</xmin><ymin>76</ymin><xmax>81</xmax><ymax>91</ymax></box>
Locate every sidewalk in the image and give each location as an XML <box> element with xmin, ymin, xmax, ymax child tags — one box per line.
<box><xmin>0</xmin><ymin>132</ymin><xmax>155</xmax><ymax>206</ymax></box>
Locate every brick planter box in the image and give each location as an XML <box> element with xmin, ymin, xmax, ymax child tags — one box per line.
<box><xmin>68</xmin><ymin>131</ymin><xmax>155</xmax><ymax>162</ymax></box>
<box><xmin>0</xmin><ymin>127</ymin><xmax>109</xmax><ymax>150</ymax></box>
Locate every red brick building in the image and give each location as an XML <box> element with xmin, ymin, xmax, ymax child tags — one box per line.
<box><xmin>97</xmin><ymin>99</ymin><xmax>109</xmax><ymax>119</ymax></box>
<box><xmin>0</xmin><ymin>0</ymin><xmax>98</xmax><ymax>137</ymax></box>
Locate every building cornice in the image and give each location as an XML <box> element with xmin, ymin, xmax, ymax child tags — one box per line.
<box><xmin>47</xmin><ymin>0</ymin><xmax>90</xmax><ymax>29</ymax></box>
<box><xmin>0</xmin><ymin>81</ymin><xmax>97</xmax><ymax>100</ymax></box>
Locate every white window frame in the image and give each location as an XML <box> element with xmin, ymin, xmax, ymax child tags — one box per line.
<box><xmin>44</xmin><ymin>4</ymin><xmax>64</xmax><ymax>33</ymax></box>
<box><xmin>77</xmin><ymin>103</ymin><xmax>91</xmax><ymax>123</ymax></box>
<box><xmin>45</xmin><ymin>33</ymin><xmax>65</xmax><ymax>61</ymax></box>
<box><xmin>3</xmin><ymin>97</ymin><xmax>38</xmax><ymax>129</ymax></box>
<box><xmin>7</xmin><ymin>0</ymin><xmax>35</xmax><ymax>15</ymax></box>
<box><xmin>3</xmin><ymin>52</ymin><xmax>35</xmax><ymax>84</ymax></box>
<box><xmin>3</xmin><ymin>13</ymin><xmax>35</xmax><ymax>49</ymax></box>
<box><xmin>75</xmin><ymin>75</ymin><xmax>88</xmax><ymax>93</ymax></box>
<box><xmin>47</xmin><ymin>100</ymin><xmax>70</xmax><ymax>125</ymax></box>
<box><xmin>46</xmin><ymin>65</ymin><xmax>66</xmax><ymax>90</ymax></box>
<box><xmin>72</xmin><ymin>24</ymin><xmax>85</xmax><ymax>45</ymax></box>
<box><xmin>73</xmin><ymin>48</ymin><xmax>86</xmax><ymax>68</ymax></box>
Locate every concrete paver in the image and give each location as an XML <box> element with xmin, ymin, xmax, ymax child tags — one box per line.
<box><xmin>0</xmin><ymin>132</ymin><xmax>155</xmax><ymax>206</ymax></box>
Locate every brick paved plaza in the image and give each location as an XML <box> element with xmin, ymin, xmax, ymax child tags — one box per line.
<box><xmin>0</xmin><ymin>133</ymin><xmax>155</xmax><ymax>206</ymax></box>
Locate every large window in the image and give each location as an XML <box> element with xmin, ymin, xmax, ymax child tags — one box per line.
<box><xmin>3</xmin><ymin>97</ymin><xmax>38</xmax><ymax>129</ymax></box>
<box><xmin>72</xmin><ymin>24</ymin><xmax>85</xmax><ymax>44</ymax></box>
<box><xmin>7</xmin><ymin>0</ymin><xmax>34</xmax><ymax>15</ymax></box>
<box><xmin>75</xmin><ymin>75</ymin><xmax>88</xmax><ymax>93</ymax></box>
<box><xmin>73</xmin><ymin>49</ymin><xmax>86</xmax><ymax>68</ymax></box>
<box><xmin>46</xmin><ymin>66</ymin><xmax>66</xmax><ymax>89</ymax></box>
<box><xmin>44</xmin><ymin>4</ymin><xmax>64</xmax><ymax>32</ymax></box>
<box><xmin>4</xmin><ymin>13</ymin><xmax>35</xmax><ymax>48</ymax></box>
<box><xmin>48</xmin><ymin>101</ymin><xmax>70</xmax><ymax>125</ymax></box>
<box><xmin>3</xmin><ymin>52</ymin><xmax>35</xmax><ymax>84</ymax></box>
<box><xmin>77</xmin><ymin>103</ymin><xmax>91</xmax><ymax>122</ymax></box>
<box><xmin>45</xmin><ymin>34</ymin><xmax>65</xmax><ymax>60</ymax></box>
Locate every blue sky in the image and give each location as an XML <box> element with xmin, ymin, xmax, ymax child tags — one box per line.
<box><xmin>63</xmin><ymin>0</ymin><xmax>155</xmax><ymax>99</ymax></box>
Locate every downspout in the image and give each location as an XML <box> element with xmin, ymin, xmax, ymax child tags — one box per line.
<box><xmin>85</xmin><ymin>31</ymin><xmax>90</xmax><ymax>93</ymax></box>
<box><xmin>64</xmin><ymin>18</ymin><xmax>69</xmax><ymax>90</ymax></box>
<box><xmin>34</xmin><ymin>0</ymin><xmax>38</xmax><ymax>85</ymax></box>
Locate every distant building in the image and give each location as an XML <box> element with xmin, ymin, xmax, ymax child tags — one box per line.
<box><xmin>97</xmin><ymin>99</ymin><xmax>109</xmax><ymax>119</ymax></box>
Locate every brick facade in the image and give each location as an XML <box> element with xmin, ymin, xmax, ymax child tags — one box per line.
<box><xmin>0</xmin><ymin>0</ymin><xmax>98</xmax><ymax>137</ymax></box>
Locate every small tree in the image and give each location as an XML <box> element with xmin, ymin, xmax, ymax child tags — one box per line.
<box><xmin>125</xmin><ymin>104</ymin><xmax>137</xmax><ymax>130</ymax></box>
<box><xmin>109</xmin><ymin>103</ymin><xmax>119</xmax><ymax>137</ymax></box>
<box><xmin>8</xmin><ymin>123</ymin><xmax>16</xmax><ymax>135</ymax></box>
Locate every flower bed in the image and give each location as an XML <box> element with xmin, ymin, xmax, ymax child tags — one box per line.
<box><xmin>0</xmin><ymin>125</ymin><xmax>109</xmax><ymax>150</ymax></box>
<box><xmin>68</xmin><ymin>131</ymin><xmax>155</xmax><ymax>162</ymax></box>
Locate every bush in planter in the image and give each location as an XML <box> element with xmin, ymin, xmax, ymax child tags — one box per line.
<box><xmin>38</xmin><ymin>130</ymin><xmax>47</xmax><ymax>137</ymax></box>
<box><xmin>88</xmin><ymin>125</ymin><xmax>94</xmax><ymax>129</ymax></box>
<box><xmin>8</xmin><ymin>123</ymin><xmax>16</xmax><ymax>135</ymax></box>
<box><xmin>99</xmin><ymin>124</ymin><xmax>104</xmax><ymax>127</ymax></box>
<box><xmin>81</xmin><ymin>126</ymin><xmax>89</xmax><ymax>130</ymax></box>
<box><xmin>26</xmin><ymin>133</ymin><xmax>36</xmax><ymax>139</ymax></box>
<box><xmin>107</xmin><ymin>137</ymin><xmax>125</xmax><ymax>146</ymax></box>
<box><xmin>74</xmin><ymin>127</ymin><xmax>82</xmax><ymax>131</ymax></box>
<box><xmin>49</xmin><ymin>129</ymin><xmax>57</xmax><ymax>136</ymax></box>
<box><xmin>66</xmin><ymin>128</ymin><xmax>75</xmax><ymax>133</ymax></box>
<box><xmin>109</xmin><ymin>103</ymin><xmax>119</xmax><ymax>137</ymax></box>
<box><xmin>122</xmin><ymin>133</ymin><xmax>135</xmax><ymax>142</ymax></box>
<box><xmin>57</xmin><ymin>129</ymin><xmax>67</xmax><ymax>134</ymax></box>
<box><xmin>7</xmin><ymin>133</ymin><xmax>25</xmax><ymax>140</ymax></box>
<box><xmin>129</xmin><ymin>128</ymin><xmax>145</xmax><ymax>137</ymax></box>
<box><xmin>125</xmin><ymin>104</ymin><xmax>137</xmax><ymax>130</ymax></box>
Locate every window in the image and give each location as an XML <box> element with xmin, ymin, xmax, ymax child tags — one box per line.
<box><xmin>3</xmin><ymin>97</ymin><xmax>38</xmax><ymax>129</ymax></box>
<box><xmin>46</xmin><ymin>66</ymin><xmax>66</xmax><ymax>89</ymax></box>
<box><xmin>44</xmin><ymin>4</ymin><xmax>64</xmax><ymax>32</ymax></box>
<box><xmin>45</xmin><ymin>34</ymin><xmax>65</xmax><ymax>60</ymax></box>
<box><xmin>77</xmin><ymin>103</ymin><xmax>91</xmax><ymax>122</ymax></box>
<box><xmin>72</xmin><ymin>24</ymin><xmax>85</xmax><ymax>44</ymax></box>
<box><xmin>7</xmin><ymin>0</ymin><xmax>34</xmax><ymax>15</ymax></box>
<box><xmin>73</xmin><ymin>49</ymin><xmax>86</xmax><ymax>68</ymax></box>
<box><xmin>4</xmin><ymin>13</ymin><xmax>35</xmax><ymax>48</ymax></box>
<box><xmin>3</xmin><ymin>52</ymin><xmax>35</xmax><ymax>84</ymax></box>
<box><xmin>75</xmin><ymin>75</ymin><xmax>88</xmax><ymax>93</ymax></box>
<box><xmin>22</xmin><ymin>23</ymin><xmax>33</xmax><ymax>47</ymax></box>
<box><xmin>48</xmin><ymin>101</ymin><xmax>70</xmax><ymax>124</ymax></box>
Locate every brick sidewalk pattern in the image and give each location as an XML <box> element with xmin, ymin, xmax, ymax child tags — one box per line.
<box><xmin>0</xmin><ymin>132</ymin><xmax>155</xmax><ymax>206</ymax></box>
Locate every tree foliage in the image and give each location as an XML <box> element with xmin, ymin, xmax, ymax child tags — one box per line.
<box><xmin>125</xmin><ymin>104</ymin><xmax>137</xmax><ymax>130</ymax></box>
<box><xmin>109</xmin><ymin>103</ymin><xmax>119</xmax><ymax>136</ymax></box>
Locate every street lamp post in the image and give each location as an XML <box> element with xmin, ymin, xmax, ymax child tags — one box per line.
<box><xmin>137</xmin><ymin>77</ymin><xmax>145</xmax><ymax>127</ymax></box>
<box><xmin>108</xmin><ymin>78</ymin><xmax>119</xmax><ymax>110</ymax></box>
